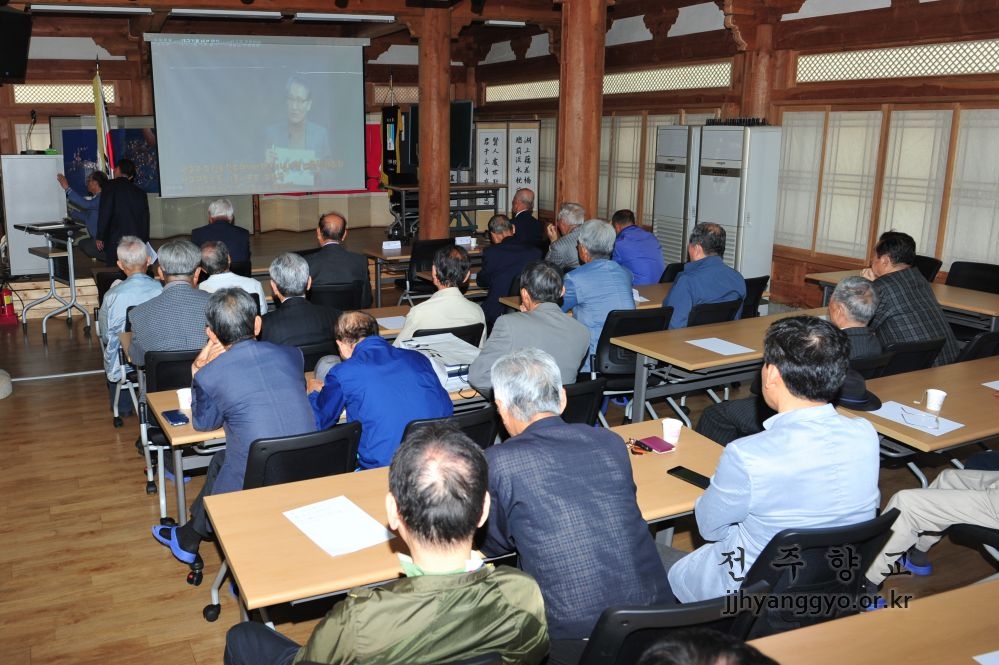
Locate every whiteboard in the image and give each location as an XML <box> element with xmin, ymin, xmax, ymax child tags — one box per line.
<box><xmin>1</xmin><ymin>155</ymin><xmax>69</xmax><ymax>276</ymax></box>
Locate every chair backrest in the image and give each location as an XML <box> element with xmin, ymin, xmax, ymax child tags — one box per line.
<box><xmin>741</xmin><ymin>276</ymin><xmax>770</xmax><ymax>319</ymax></box>
<box><xmin>956</xmin><ymin>330</ymin><xmax>999</xmax><ymax>362</ymax></box>
<box><xmin>737</xmin><ymin>508</ymin><xmax>900</xmax><ymax>639</ymax></box>
<box><xmin>413</xmin><ymin>323</ymin><xmax>485</xmax><ymax>348</ymax></box>
<box><xmin>242</xmin><ymin>422</ymin><xmax>361</xmax><ymax>490</ymax></box>
<box><xmin>659</xmin><ymin>262</ymin><xmax>685</xmax><ymax>283</ymax></box>
<box><xmin>848</xmin><ymin>350</ymin><xmax>894</xmax><ymax>379</ymax></box>
<box><xmin>296</xmin><ymin>339</ymin><xmax>339</xmax><ymax>373</ymax></box>
<box><xmin>308</xmin><ymin>281</ymin><xmax>368</xmax><ymax>310</ymax></box>
<box><xmin>881</xmin><ymin>338</ymin><xmax>945</xmax><ymax>376</ymax></box>
<box><xmin>402</xmin><ymin>404</ymin><xmax>499</xmax><ymax>450</ymax></box>
<box><xmin>593</xmin><ymin>307</ymin><xmax>673</xmax><ymax>376</ymax></box>
<box><xmin>578</xmin><ymin>580</ymin><xmax>772</xmax><ymax>665</ymax></box>
<box><xmin>144</xmin><ymin>349</ymin><xmax>200</xmax><ymax>391</ymax></box>
<box><xmin>229</xmin><ymin>260</ymin><xmax>253</xmax><ymax>278</ymax></box>
<box><xmin>687</xmin><ymin>298</ymin><xmax>743</xmax><ymax>328</ymax></box>
<box><xmin>562</xmin><ymin>378</ymin><xmax>608</xmax><ymax>427</ymax></box>
<box><xmin>93</xmin><ymin>269</ymin><xmax>126</xmax><ymax>307</ymax></box>
<box><xmin>407</xmin><ymin>238</ymin><xmax>454</xmax><ymax>282</ymax></box>
<box><xmin>912</xmin><ymin>254</ymin><xmax>942</xmax><ymax>282</ymax></box>
<box><xmin>945</xmin><ymin>261</ymin><xmax>999</xmax><ymax>294</ymax></box>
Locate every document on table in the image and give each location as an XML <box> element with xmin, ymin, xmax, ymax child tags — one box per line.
<box><xmin>686</xmin><ymin>337</ymin><xmax>755</xmax><ymax>356</ymax></box>
<box><xmin>974</xmin><ymin>649</ymin><xmax>999</xmax><ymax>665</ymax></box>
<box><xmin>376</xmin><ymin>316</ymin><xmax>408</xmax><ymax>330</ymax></box>
<box><xmin>982</xmin><ymin>380</ymin><xmax>999</xmax><ymax>391</ymax></box>
<box><xmin>869</xmin><ymin>401</ymin><xmax>965</xmax><ymax>437</ymax></box>
<box><xmin>284</xmin><ymin>496</ymin><xmax>395</xmax><ymax>558</ymax></box>
<box><xmin>632</xmin><ymin>289</ymin><xmax>649</xmax><ymax>304</ymax></box>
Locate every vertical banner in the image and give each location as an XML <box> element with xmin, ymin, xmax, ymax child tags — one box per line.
<box><xmin>92</xmin><ymin>70</ymin><xmax>115</xmax><ymax>175</ymax></box>
<box><xmin>507</xmin><ymin>128</ymin><xmax>539</xmax><ymax>195</ymax></box>
<box><xmin>476</xmin><ymin>126</ymin><xmax>508</xmax><ymax>217</ymax></box>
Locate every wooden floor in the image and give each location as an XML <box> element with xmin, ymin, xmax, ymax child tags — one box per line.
<box><xmin>1</xmin><ymin>248</ymin><xmax>997</xmax><ymax>664</ymax></box>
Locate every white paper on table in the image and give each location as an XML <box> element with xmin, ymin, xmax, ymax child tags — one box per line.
<box><xmin>685</xmin><ymin>337</ymin><xmax>755</xmax><ymax>356</ymax></box>
<box><xmin>377</xmin><ymin>316</ymin><xmax>408</xmax><ymax>330</ymax></box>
<box><xmin>632</xmin><ymin>288</ymin><xmax>649</xmax><ymax>303</ymax></box>
<box><xmin>982</xmin><ymin>380</ymin><xmax>999</xmax><ymax>391</ymax></box>
<box><xmin>283</xmin><ymin>495</ymin><xmax>395</xmax><ymax>558</ymax></box>
<box><xmin>974</xmin><ymin>649</ymin><xmax>999</xmax><ymax>665</ymax></box>
<box><xmin>869</xmin><ymin>401</ymin><xmax>965</xmax><ymax>437</ymax></box>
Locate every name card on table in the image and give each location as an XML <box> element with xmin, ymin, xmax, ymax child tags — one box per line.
<box><xmin>382</xmin><ymin>240</ymin><xmax>402</xmax><ymax>250</ymax></box>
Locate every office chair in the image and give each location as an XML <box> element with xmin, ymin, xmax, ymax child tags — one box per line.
<box><xmin>412</xmin><ymin>322</ymin><xmax>485</xmax><ymax>348</ymax></box>
<box><xmin>948</xmin><ymin>523</ymin><xmax>999</xmax><ymax>567</ymax></box>
<box><xmin>396</xmin><ymin>238</ymin><xmax>453</xmax><ymax>306</ymax></box>
<box><xmin>562</xmin><ymin>378</ymin><xmax>609</xmax><ymax>427</ymax></box>
<box><xmin>880</xmin><ymin>338</ymin><xmax>945</xmax><ymax>376</ymax></box>
<box><xmin>945</xmin><ymin>262</ymin><xmax>999</xmax><ymax>340</ymax></box>
<box><xmin>297</xmin><ymin>339</ymin><xmax>339</xmax><ymax>374</ymax></box>
<box><xmin>912</xmin><ymin>254</ymin><xmax>942</xmax><ymax>282</ymax></box>
<box><xmin>735</xmin><ymin>508</ymin><xmax>899</xmax><ymax>639</ymax></box>
<box><xmin>742</xmin><ymin>275</ymin><xmax>770</xmax><ymax>318</ymax></box>
<box><xmin>229</xmin><ymin>260</ymin><xmax>253</xmax><ymax>278</ymax></box>
<box><xmin>687</xmin><ymin>298</ymin><xmax>744</xmax><ymax>327</ymax></box>
<box><xmin>403</xmin><ymin>404</ymin><xmax>499</xmax><ymax>450</ymax></box>
<box><xmin>956</xmin><ymin>330</ymin><xmax>999</xmax><ymax>362</ymax></box>
<box><xmin>659</xmin><ymin>262</ymin><xmax>685</xmax><ymax>284</ymax></box>
<box><xmin>309</xmin><ymin>280</ymin><xmax>371</xmax><ymax>310</ymax></box>
<box><xmin>203</xmin><ymin>422</ymin><xmax>361</xmax><ymax>622</ymax></box>
<box><xmin>92</xmin><ymin>268</ymin><xmax>127</xmax><ymax>307</ymax></box>
<box><xmin>849</xmin><ymin>350</ymin><xmax>894</xmax><ymax>379</ymax></box>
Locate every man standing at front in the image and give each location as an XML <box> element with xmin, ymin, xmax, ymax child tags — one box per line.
<box><xmin>663</xmin><ymin>223</ymin><xmax>745</xmax><ymax>328</ymax></box>
<box><xmin>482</xmin><ymin>348</ymin><xmax>672</xmax><ymax>661</ymax></box>
<box><xmin>611</xmin><ymin>209</ymin><xmax>665</xmax><ymax>285</ymax></box>
<box><xmin>96</xmin><ymin>157</ymin><xmax>150</xmax><ymax>267</ymax></box>
<box><xmin>224</xmin><ymin>423</ymin><xmax>549</xmax><ymax>665</ymax></box>
<box><xmin>151</xmin><ymin>288</ymin><xmax>316</xmax><ymax>566</ymax></box>
<box><xmin>667</xmin><ymin>317</ymin><xmax>880</xmax><ymax>602</ymax></box>
<box><xmin>305</xmin><ymin>212</ymin><xmax>371</xmax><ymax>307</ymax></box>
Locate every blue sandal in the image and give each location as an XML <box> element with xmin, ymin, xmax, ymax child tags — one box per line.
<box><xmin>151</xmin><ymin>525</ymin><xmax>198</xmax><ymax>564</ymax></box>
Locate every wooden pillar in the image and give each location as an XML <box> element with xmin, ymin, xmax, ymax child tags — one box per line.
<box><xmin>415</xmin><ymin>9</ymin><xmax>451</xmax><ymax>240</ymax></box>
<box><xmin>555</xmin><ymin>0</ymin><xmax>608</xmax><ymax>216</ymax></box>
<box><xmin>739</xmin><ymin>23</ymin><xmax>773</xmax><ymax>119</ymax></box>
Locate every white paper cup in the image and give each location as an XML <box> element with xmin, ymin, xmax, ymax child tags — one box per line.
<box><xmin>662</xmin><ymin>418</ymin><xmax>683</xmax><ymax>444</ymax></box>
<box><xmin>177</xmin><ymin>387</ymin><xmax>192</xmax><ymax>410</ymax></box>
<box><xmin>924</xmin><ymin>389</ymin><xmax>947</xmax><ymax>412</ymax></box>
<box><xmin>469</xmin><ymin>237</ymin><xmax>477</xmax><ymax>249</ymax></box>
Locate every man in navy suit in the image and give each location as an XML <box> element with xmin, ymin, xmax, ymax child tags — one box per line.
<box><xmin>260</xmin><ymin>252</ymin><xmax>340</xmax><ymax>346</ymax></box>
<box><xmin>191</xmin><ymin>198</ymin><xmax>252</xmax><ymax>265</ymax></box>
<box><xmin>96</xmin><ymin>158</ymin><xmax>150</xmax><ymax>267</ymax></box>
<box><xmin>509</xmin><ymin>188</ymin><xmax>544</xmax><ymax>248</ymax></box>
<box><xmin>305</xmin><ymin>212</ymin><xmax>372</xmax><ymax>308</ymax></box>
<box><xmin>476</xmin><ymin>214</ymin><xmax>542</xmax><ymax>326</ymax></box>
<box><xmin>151</xmin><ymin>288</ymin><xmax>316</xmax><ymax>567</ymax></box>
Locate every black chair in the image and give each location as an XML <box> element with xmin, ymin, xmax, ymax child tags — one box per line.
<box><xmin>297</xmin><ymin>339</ymin><xmax>338</xmax><ymax>373</ymax></box>
<box><xmin>880</xmin><ymin>338</ymin><xmax>945</xmax><ymax>376</ymax></box>
<box><xmin>229</xmin><ymin>260</ymin><xmax>253</xmax><ymax>278</ymax></box>
<box><xmin>945</xmin><ymin>261</ymin><xmax>999</xmax><ymax>294</ymax></box>
<box><xmin>687</xmin><ymin>298</ymin><xmax>744</xmax><ymax>327</ymax></box>
<box><xmin>309</xmin><ymin>280</ymin><xmax>370</xmax><ymax>310</ymax></box>
<box><xmin>403</xmin><ymin>404</ymin><xmax>499</xmax><ymax>450</ymax></box>
<box><xmin>659</xmin><ymin>262</ymin><xmax>685</xmax><ymax>284</ymax></box>
<box><xmin>203</xmin><ymin>422</ymin><xmax>362</xmax><ymax>622</ymax></box>
<box><xmin>92</xmin><ymin>268</ymin><xmax>127</xmax><ymax>307</ymax></box>
<box><xmin>562</xmin><ymin>378</ymin><xmax>608</xmax><ymax>427</ymax></box>
<box><xmin>741</xmin><ymin>276</ymin><xmax>769</xmax><ymax>319</ymax></box>
<box><xmin>849</xmin><ymin>350</ymin><xmax>894</xmax><ymax>379</ymax></box>
<box><xmin>736</xmin><ymin>508</ymin><xmax>899</xmax><ymax>639</ymax></box>
<box><xmin>396</xmin><ymin>238</ymin><xmax>453</xmax><ymax>306</ymax></box>
<box><xmin>948</xmin><ymin>523</ymin><xmax>999</xmax><ymax>567</ymax></box>
<box><xmin>590</xmin><ymin>307</ymin><xmax>673</xmax><ymax>427</ymax></box>
<box><xmin>413</xmin><ymin>323</ymin><xmax>485</xmax><ymax>348</ymax></box>
<box><xmin>577</xmin><ymin>580</ymin><xmax>772</xmax><ymax>665</ymax></box>
<box><xmin>956</xmin><ymin>330</ymin><xmax>999</xmax><ymax>362</ymax></box>
<box><xmin>913</xmin><ymin>254</ymin><xmax>942</xmax><ymax>282</ymax></box>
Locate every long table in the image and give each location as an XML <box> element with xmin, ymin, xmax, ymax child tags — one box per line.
<box><xmin>611</xmin><ymin>308</ymin><xmax>825</xmax><ymax>424</ymax></box>
<box><xmin>806</xmin><ymin>269</ymin><xmax>999</xmax><ymax>333</ymax></box>
<box><xmin>499</xmin><ymin>282</ymin><xmax>673</xmax><ymax>312</ymax></box>
<box><xmin>203</xmin><ymin>419</ymin><xmax>722</xmax><ymax>614</ymax></box>
<box><xmin>751</xmin><ymin>579</ymin><xmax>999</xmax><ymax>664</ymax></box>
<box><xmin>356</xmin><ymin>237</ymin><xmax>484</xmax><ymax>308</ymax></box>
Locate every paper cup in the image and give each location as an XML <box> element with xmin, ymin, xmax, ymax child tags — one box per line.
<box><xmin>924</xmin><ymin>389</ymin><xmax>947</xmax><ymax>412</ymax></box>
<box><xmin>662</xmin><ymin>418</ymin><xmax>683</xmax><ymax>444</ymax></box>
<box><xmin>177</xmin><ymin>387</ymin><xmax>193</xmax><ymax>410</ymax></box>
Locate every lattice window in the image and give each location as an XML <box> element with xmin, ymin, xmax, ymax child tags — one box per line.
<box><xmin>13</xmin><ymin>83</ymin><xmax>116</xmax><ymax>105</ymax></box>
<box><xmin>485</xmin><ymin>80</ymin><xmax>559</xmax><ymax>103</ymax></box>
<box><xmin>798</xmin><ymin>39</ymin><xmax>999</xmax><ymax>83</ymax></box>
<box><xmin>370</xmin><ymin>84</ymin><xmax>419</xmax><ymax>106</ymax></box>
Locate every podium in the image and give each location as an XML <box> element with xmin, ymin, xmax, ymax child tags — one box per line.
<box><xmin>14</xmin><ymin>221</ymin><xmax>91</xmax><ymax>337</ymax></box>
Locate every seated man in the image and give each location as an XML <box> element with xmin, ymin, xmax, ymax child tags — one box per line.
<box><xmin>664</xmin><ymin>223</ymin><xmax>745</xmax><ymax>329</ymax></box>
<box><xmin>611</xmin><ymin>209</ymin><xmax>665</xmax><ymax>286</ymax></box>
<box><xmin>128</xmin><ymin>239</ymin><xmax>211</xmax><ymax>366</ymax></box>
<box><xmin>561</xmin><ymin>219</ymin><xmax>635</xmax><ymax>369</ymax></box>
<box><xmin>305</xmin><ymin>211</ymin><xmax>372</xmax><ymax>307</ymax></box>
<box><xmin>394</xmin><ymin>244</ymin><xmax>487</xmax><ymax>347</ymax></box>
<box><xmin>667</xmin><ymin>316</ymin><xmax>880</xmax><ymax>602</ymax></box>
<box><xmin>191</xmin><ymin>198</ymin><xmax>251</xmax><ymax>264</ymax></box>
<box><xmin>224</xmin><ymin>423</ymin><xmax>549</xmax><ymax>665</ymax></box>
<box><xmin>309</xmin><ymin>311</ymin><xmax>453</xmax><ymax>469</ymax></box>
<box><xmin>469</xmin><ymin>261</ymin><xmax>589</xmax><ymax>393</ymax></box>
<box><xmin>97</xmin><ymin>235</ymin><xmax>161</xmax><ymax>416</ymax></box>
<box><xmin>259</xmin><ymin>252</ymin><xmax>340</xmax><ymax>346</ymax></box>
<box><xmin>483</xmin><ymin>348</ymin><xmax>672</xmax><ymax>652</ymax></box>
<box><xmin>865</xmin><ymin>469</ymin><xmax>999</xmax><ymax>591</ymax></box>
<box><xmin>476</xmin><ymin>214</ymin><xmax>542</xmax><ymax>327</ymax></box>
<box><xmin>509</xmin><ymin>187</ymin><xmax>543</xmax><ymax>248</ymax></box>
<box><xmin>544</xmin><ymin>202</ymin><xmax>586</xmax><ymax>272</ymax></box>
<box><xmin>151</xmin><ymin>288</ymin><xmax>316</xmax><ymax>565</ymax></box>
<box><xmin>862</xmin><ymin>231</ymin><xmax>960</xmax><ymax>366</ymax></box>
<box><xmin>697</xmin><ymin>275</ymin><xmax>882</xmax><ymax>445</ymax></box>
<box><xmin>198</xmin><ymin>240</ymin><xmax>267</xmax><ymax>314</ymax></box>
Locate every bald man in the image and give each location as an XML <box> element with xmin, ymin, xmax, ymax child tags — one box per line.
<box><xmin>509</xmin><ymin>188</ymin><xmax>543</xmax><ymax>248</ymax></box>
<box><xmin>304</xmin><ymin>211</ymin><xmax>372</xmax><ymax>308</ymax></box>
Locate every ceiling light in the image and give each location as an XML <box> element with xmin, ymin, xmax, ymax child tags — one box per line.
<box><xmin>294</xmin><ymin>13</ymin><xmax>396</xmax><ymax>22</ymax></box>
<box><xmin>169</xmin><ymin>8</ymin><xmax>282</xmax><ymax>19</ymax></box>
<box><xmin>483</xmin><ymin>20</ymin><xmax>526</xmax><ymax>27</ymax></box>
<box><xmin>30</xmin><ymin>4</ymin><xmax>153</xmax><ymax>14</ymax></box>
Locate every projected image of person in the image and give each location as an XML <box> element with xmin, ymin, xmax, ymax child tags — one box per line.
<box><xmin>264</xmin><ymin>75</ymin><xmax>332</xmax><ymax>188</ymax></box>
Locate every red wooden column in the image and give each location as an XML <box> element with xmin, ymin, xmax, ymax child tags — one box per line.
<box><xmin>412</xmin><ymin>9</ymin><xmax>452</xmax><ymax>240</ymax></box>
<box><xmin>555</xmin><ymin>0</ymin><xmax>609</xmax><ymax>217</ymax></box>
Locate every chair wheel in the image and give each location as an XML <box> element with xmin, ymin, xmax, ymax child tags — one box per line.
<box><xmin>160</xmin><ymin>516</ymin><xmax>176</xmax><ymax>526</ymax></box>
<box><xmin>203</xmin><ymin>604</ymin><xmax>221</xmax><ymax>622</ymax></box>
<box><xmin>187</xmin><ymin>570</ymin><xmax>203</xmax><ymax>586</ymax></box>
<box><xmin>113</xmin><ymin>417</ymin><xmax>123</xmax><ymax>428</ymax></box>
<box><xmin>145</xmin><ymin>481</ymin><xmax>156</xmax><ymax>495</ymax></box>
<box><xmin>83</xmin><ymin>325</ymin><xmax>91</xmax><ymax>335</ymax></box>
<box><xmin>66</xmin><ymin>317</ymin><xmax>73</xmax><ymax>326</ymax></box>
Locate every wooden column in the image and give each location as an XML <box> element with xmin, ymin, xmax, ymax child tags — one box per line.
<box><xmin>740</xmin><ymin>23</ymin><xmax>773</xmax><ymax>119</ymax></box>
<box><xmin>555</xmin><ymin>0</ymin><xmax>608</xmax><ymax>216</ymax></box>
<box><xmin>414</xmin><ymin>9</ymin><xmax>451</xmax><ymax>240</ymax></box>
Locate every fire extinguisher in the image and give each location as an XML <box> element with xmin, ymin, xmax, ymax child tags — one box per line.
<box><xmin>0</xmin><ymin>285</ymin><xmax>17</xmax><ymax>326</ymax></box>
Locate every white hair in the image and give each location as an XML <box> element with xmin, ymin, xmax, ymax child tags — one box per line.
<box><xmin>577</xmin><ymin>219</ymin><xmax>616</xmax><ymax>259</ymax></box>
<box><xmin>491</xmin><ymin>348</ymin><xmax>563</xmax><ymax>422</ymax></box>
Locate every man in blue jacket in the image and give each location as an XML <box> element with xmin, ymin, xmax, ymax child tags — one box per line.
<box><xmin>663</xmin><ymin>222</ymin><xmax>746</xmax><ymax>329</ymax></box>
<box><xmin>611</xmin><ymin>209</ymin><xmax>665</xmax><ymax>285</ymax></box>
<box><xmin>57</xmin><ymin>170</ymin><xmax>108</xmax><ymax>261</ymax></box>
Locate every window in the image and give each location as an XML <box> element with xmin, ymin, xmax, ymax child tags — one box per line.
<box><xmin>13</xmin><ymin>83</ymin><xmax>115</xmax><ymax>105</ymax></box>
<box><xmin>537</xmin><ymin>117</ymin><xmax>557</xmax><ymax>212</ymax></box>
<box><xmin>943</xmin><ymin>109</ymin><xmax>999</xmax><ymax>264</ymax></box>
<box><xmin>774</xmin><ymin>112</ymin><xmax>824</xmax><ymax>250</ymax></box>
<box><xmin>798</xmin><ymin>39</ymin><xmax>999</xmax><ymax>83</ymax></box>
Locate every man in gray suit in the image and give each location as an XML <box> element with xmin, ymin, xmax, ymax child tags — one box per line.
<box><xmin>468</xmin><ymin>261</ymin><xmax>590</xmax><ymax>393</ymax></box>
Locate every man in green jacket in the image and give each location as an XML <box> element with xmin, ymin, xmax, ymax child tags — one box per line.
<box><xmin>223</xmin><ymin>423</ymin><xmax>549</xmax><ymax>665</ymax></box>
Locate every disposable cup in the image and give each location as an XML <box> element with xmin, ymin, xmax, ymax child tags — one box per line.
<box><xmin>177</xmin><ymin>387</ymin><xmax>193</xmax><ymax>410</ymax></box>
<box><xmin>924</xmin><ymin>388</ymin><xmax>947</xmax><ymax>412</ymax></box>
<box><xmin>662</xmin><ymin>418</ymin><xmax>683</xmax><ymax>444</ymax></box>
